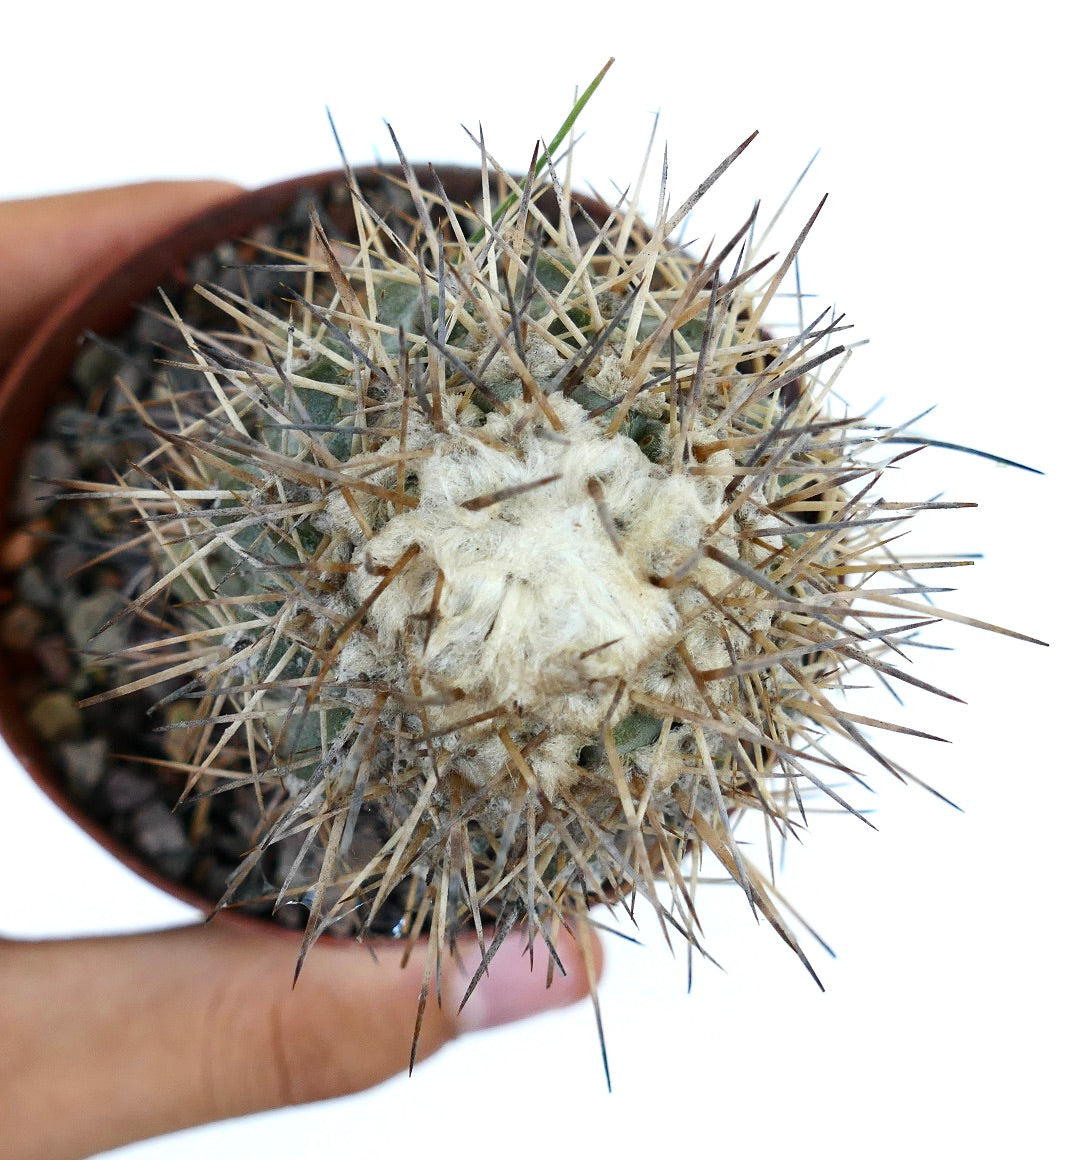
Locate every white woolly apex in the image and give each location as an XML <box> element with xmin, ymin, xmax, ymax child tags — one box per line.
<box><xmin>339</xmin><ymin>397</ymin><xmax>743</xmax><ymax>779</ymax></box>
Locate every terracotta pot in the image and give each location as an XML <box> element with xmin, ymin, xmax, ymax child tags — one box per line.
<box><xmin>0</xmin><ymin>165</ymin><xmax>612</xmax><ymax>926</ymax></box>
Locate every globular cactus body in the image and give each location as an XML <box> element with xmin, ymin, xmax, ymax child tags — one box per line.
<box><xmin>71</xmin><ymin>106</ymin><xmax>1039</xmax><ymax>1048</ymax></box>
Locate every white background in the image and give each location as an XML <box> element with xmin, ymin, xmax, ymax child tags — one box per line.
<box><xmin>2</xmin><ymin>4</ymin><xmax>1061</xmax><ymax>1158</ymax></box>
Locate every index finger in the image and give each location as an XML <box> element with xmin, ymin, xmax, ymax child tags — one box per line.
<box><xmin>0</xmin><ymin>181</ymin><xmax>240</xmax><ymax>373</ymax></box>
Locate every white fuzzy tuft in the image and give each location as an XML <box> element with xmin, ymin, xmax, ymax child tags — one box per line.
<box><xmin>341</xmin><ymin>398</ymin><xmax>740</xmax><ymax>766</ymax></box>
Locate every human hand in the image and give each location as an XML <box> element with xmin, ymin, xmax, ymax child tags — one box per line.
<box><xmin>0</xmin><ymin>182</ymin><xmax>603</xmax><ymax>1160</ymax></box>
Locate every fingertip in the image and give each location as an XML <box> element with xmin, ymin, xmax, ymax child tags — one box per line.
<box><xmin>450</xmin><ymin>925</ymin><xmax>603</xmax><ymax>1034</ymax></box>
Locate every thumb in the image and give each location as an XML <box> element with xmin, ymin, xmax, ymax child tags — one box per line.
<box><xmin>0</xmin><ymin>919</ymin><xmax>602</xmax><ymax>1160</ymax></box>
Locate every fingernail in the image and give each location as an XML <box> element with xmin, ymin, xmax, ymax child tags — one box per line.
<box><xmin>449</xmin><ymin>933</ymin><xmax>592</xmax><ymax>1033</ymax></box>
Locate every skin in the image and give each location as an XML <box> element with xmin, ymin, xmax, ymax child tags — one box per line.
<box><xmin>0</xmin><ymin>182</ymin><xmax>604</xmax><ymax>1160</ymax></box>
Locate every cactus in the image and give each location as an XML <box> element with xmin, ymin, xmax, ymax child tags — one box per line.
<box><xmin>59</xmin><ymin>67</ymin><xmax>1041</xmax><ymax>1068</ymax></box>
